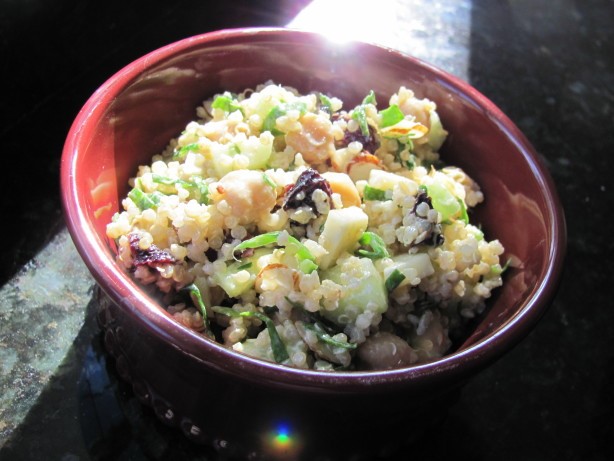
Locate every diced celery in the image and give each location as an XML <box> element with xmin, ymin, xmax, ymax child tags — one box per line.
<box><xmin>426</xmin><ymin>181</ymin><xmax>461</xmax><ymax>223</ymax></box>
<box><xmin>320</xmin><ymin>257</ymin><xmax>387</xmax><ymax>327</ymax></box>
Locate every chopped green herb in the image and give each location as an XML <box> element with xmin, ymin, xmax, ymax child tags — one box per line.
<box><xmin>356</xmin><ymin>231</ymin><xmax>390</xmax><ymax>260</ymax></box>
<box><xmin>191</xmin><ymin>178</ymin><xmax>210</xmax><ymax>205</ymax></box>
<box><xmin>184</xmin><ymin>284</ymin><xmax>208</xmax><ymax>324</ymax></box>
<box><xmin>379</xmin><ymin>104</ymin><xmax>405</xmax><ymax>128</ymax></box>
<box><xmin>236</xmin><ymin>262</ymin><xmax>253</xmax><ymax>271</ymax></box>
<box><xmin>233</xmin><ymin>231</ymin><xmax>317</xmax><ymax>273</ymax></box>
<box><xmin>262</xmin><ymin>101</ymin><xmax>307</xmax><ymax>135</ymax></box>
<box><xmin>385</xmin><ymin>269</ymin><xmax>406</xmax><ymax>292</ymax></box>
<box><xmin>151</xmin><ymin>174</ymin><xmax>209</xmax><ymax>204</ymax></box>
<box><xmin>262</xmin><ymin>173</ymin><xmax>276</xmax><ymax>189</ymax></box>
<box><xmin>363</xmin><ymin>185</ymin><xmax>390</xmax><ymax>201</ymax></box>
<box><xmin>362</xmin><ymin>90</ymin><xmax>377</xmax><ymax>105</ymax></box>
<box><xmin>212</xmin><ymin>306</ymin><xmax>289</xmax><ymax>363</ymax></box>
<box><xmin>211</xmin><ymin>95</ymin><xmax>243</xmax><ymax>114</ymax></box>
<box><xmin>492</xmin><ymin>258</ymin><xmax>512</xmax><ymax>276</ymax></box>
<box><xmin>152</xmin><ymin>174</ymin><xmax>193</xmax><ymax>189</ymax></box>
<box><xmin>351</xmin><ymin>105</ymin><xmax>370</xmax><ymax>137</ymax></box>
<box><xmin>318</xmin><ymin>93</ymin><xmax>333</xmax><ymax>113</ymax></box>
<box><xmin>128</xmin><ymin>188</ymin><xmax>162</xmax><ymax>210</ymax></box>
<box><xmin>303</xmin><ymin>322</ymin><xmax>357</xmax><ymax>350</ymax></box>
<box><xmin>172</xmin><ymin>143</ymin><xmax>200</xmax><ymax>161</ymax></box>
<box><xmin>350</xmin><ymin>91</ymin><xmax>377</xmax><ymax>137</ymax></box>
<box><xmin>457</xmin><ymin>198</ymin><xmax>469</xmax><ymax>224</ymax></box>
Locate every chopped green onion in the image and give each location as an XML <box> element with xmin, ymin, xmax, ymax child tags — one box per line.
<box><xmin>151</xmin><ymin>174</ymin><xmax>210</xmax><ymax>204</ymax></box>
<box><xmin>262</xmin><ymin>101</ymin><xmax>307</xmax><ymax>135</ymax></box>
<box><xmin>379</xmin><ymin>104</ymin><xmax>405</xmax><ymax>128</ymax></box>
<box><xmin>319</xmin><ymin>93</ymin><xmax>333</xmax><ymax>113</ymax></box>
<box><xmin>212</xmin><ymin>306</ymin><xmax>289</xmax><ymax>363</ymax></box>
<box><xmin>356</xmin><ymin>231</ymin><xmax>390</xmax><ymax>260</ymax></box>
<box><xmin>303</xmin><ymin>322</ymin><xmax>357</xmax><ymax>350</ymax></box>
<box><xmin>363</xmin><ymin>185</ymin><xmax>390</xmax><ymax>201</ymax></box>
<box><xmin>191</xmin><ymin>178</ymin><xmax>210</xmax><ymax>205</ymax></box>
<box><xmin>233</xmin><ymin>231</ymin><xmax>317</xmax><ymax>273</ymax></box>
<box><xmin>128</xmin><ymin>188</ymin><xmax>162</xmax><ymax>210</ymax></box>
<box><xmin>184</xmin><ymin>283</ymin><xmax>208</xmax><ymax>324</ymax></box>
<box><xmin>236</xmin><ymin>262</ymin><xmax>253</xmax><ymax>270</ymax></box>
<box><xmin>211</xmin><ymin>95</ymin><xmax>243</xmax><ymax>114</ymax></box>
<box><xmin>172</xmin><ymin>143</ymin><xmax>200</xmax><ymax>161</ymax></box>
<box><xmin>152</xmin><ymin>174</ymin><xmax>194</xmax><ymax>189</ymax></box>
<box><xmin>262</xmin><ymin>173</ymin><xmax>277</xmax><ymax>189</ymax></box>
<box><xmin>385</xmin><ymin>269</ymin><xmax>406</xmax><ymax>292</ymax></box>
<box><xmin>233</xmin><ymin>232</ymin><xmax>279</xmax><ymax>253</ymax></box>
<box><xmin>492</xmin><ymin>258</ymin><xmax>512</xmax><ymax>276</ymax></box>
<box><xmin>350</xmin><ymin>91</ymin><xmax>377</xmax><ymax>137</ymax></box>
<box><xmin>457</xmin><ymin>198</ymin><xmax>469</xmax><ymax>224</ymax></box>
<box><xmin>362</xmin><ymin>90</ymin><xmax>377</xmax><ymax>105</ymax></box>
<box><xmin>351</xmin><ymin>105</ymin><xmax>370</xmax><ymax>137</ymax></box>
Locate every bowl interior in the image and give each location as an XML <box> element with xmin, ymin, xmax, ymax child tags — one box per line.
<box><xmin>62</xmin><ymin>28</ymin><xmax>565</xmax><ymax>384</ymax></box>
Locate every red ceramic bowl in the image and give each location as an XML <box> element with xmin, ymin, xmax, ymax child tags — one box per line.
<box><xmin>61</xmin><ymin>28</ymin><xmax>566</xmax><ymax>460</ymax></box>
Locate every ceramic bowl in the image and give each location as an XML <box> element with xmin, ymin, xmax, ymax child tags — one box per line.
<box><xmin>61</xmin><ymin>28</ymin><xmax>566</xmax><ymax>460</ymax></box>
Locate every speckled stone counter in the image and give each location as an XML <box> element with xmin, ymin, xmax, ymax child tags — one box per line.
<box><xmin>1</xmin><ymin>0</ymin><xmax>613</xmax><ymax>460</ymax></box>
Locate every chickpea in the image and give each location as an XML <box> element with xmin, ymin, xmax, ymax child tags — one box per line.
<box><xmin>285</xmin><ymin>113</ymin><xmax>336</xmax><ymax>165</ymax></box>
<box><xmin>217</xmin><ymin>169</ymin><xmax>277</xmax><ymax>224</ymax></box>
<box><xmin>357</xmin><ymin>332</ymin><xmax>418</xmax><ymax>370</ymax></box>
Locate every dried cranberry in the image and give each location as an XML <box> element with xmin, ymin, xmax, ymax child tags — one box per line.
<box><xmin>129</xmin><ymin>234</ymin><xmax>176</xmax><ymax>267</ymax></box>
<box><xmin>410</xmin><ymin>192</ymin><xmax>445</xmax><ymax>247</ymax></box>
<box><xmin>412</xmin><ymin>190</ymin><xmax>433</xmax><ymax>212</ymax></box>
<box><xmin>282</xmin><ymin>168</ymin><xmax>333</xmax><ymax>214</ymax></box>
<box><xmin>336</xmin><ymin>115</ymin><xmax>380</xmax><ymax>154</ymax></box>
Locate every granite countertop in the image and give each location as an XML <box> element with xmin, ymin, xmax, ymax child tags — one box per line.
<box><xmin>1</xmin><ymin>0</ymin><xmax>612</xmax><ymax>459</ymax></box>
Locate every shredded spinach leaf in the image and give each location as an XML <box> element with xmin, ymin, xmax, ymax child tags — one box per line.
<box><xmin>212</xmin><ymin>306</ymin><xmax>289</xmax><ymax>363</ymax></box>
<box><xmin>151</xmin><ymin>174</ymin><xmax>210</xmax><ymax>204</ymax></box>
<box><xmin>303</xmin><ymin>322</ymin><xmax>357</xmax><ymax>350</ymax></box>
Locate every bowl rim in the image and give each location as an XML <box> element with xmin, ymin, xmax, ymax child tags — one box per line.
<box><xmin>61</xmin><ymin>26</ymin><xmax>567</xmax><ymax>392</ymax></box>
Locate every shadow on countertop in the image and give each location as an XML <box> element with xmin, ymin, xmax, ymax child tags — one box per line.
<box><xmin>0</xmin><ymin>0</ymin><xmax>307</xmax><ymax>287</ymax></box>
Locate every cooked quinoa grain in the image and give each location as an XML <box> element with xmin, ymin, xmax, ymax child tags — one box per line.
<box><xmin>107</xmin><ymin>82</ymin><xmax>506</xmax><ymax>371</ymax></box>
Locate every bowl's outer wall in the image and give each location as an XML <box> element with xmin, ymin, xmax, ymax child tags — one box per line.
<box><xmin>62</xmin><ymin>28</ymin><xmax>565</xmax><ymax>457</ymax></box>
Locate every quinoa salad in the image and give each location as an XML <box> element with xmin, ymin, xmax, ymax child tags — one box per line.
<box><xmin>106</xmin><ymin>83</ymin><xmax>506</xmax><ymax>371</ymax></box>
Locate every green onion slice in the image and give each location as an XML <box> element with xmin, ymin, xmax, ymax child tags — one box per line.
<box><xmin>233</xmin><ymin>231</ymin><xmax>317</xmax><ymax>273</ymax></box>
<box><xmin>356</xmin><ymin>231</ymin><xmax>390</xmax><ymax>260</ymax></box>
<box><xmin>363</xmin><ymin>185</ymin><xmax>390</xmax><ymax>201</ymax></box>
<box><xmin>379</xmin><ymin>104</ymin><xmax>405</xmax><ymax>128</ymax></box>
<box><xmin>385</xmin><ymin>269</ymin><xmax>406</xmax><ymax>292</ymax></box>
<box><xmin>211</xmin><ymin>95</ymin><xmax>243</xmax><ymax>114</ymax></box>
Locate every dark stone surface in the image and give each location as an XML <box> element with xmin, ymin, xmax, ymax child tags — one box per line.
<box><xmin>1</xmin><ymin>0</ymin><xmax>613</xmax><ymax>460</ymax></box>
